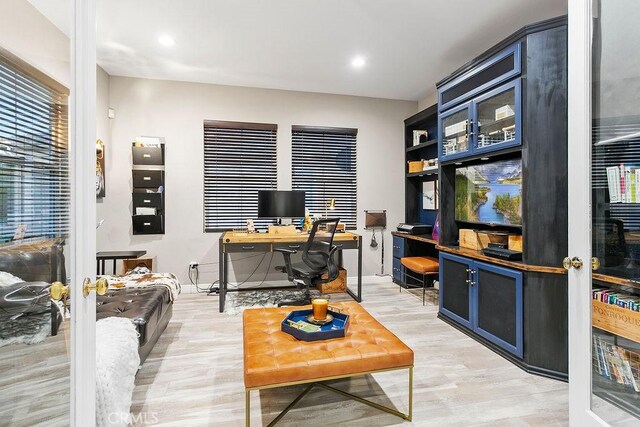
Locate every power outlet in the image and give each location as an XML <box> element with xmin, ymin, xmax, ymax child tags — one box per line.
<box><xmin>189</xmin><ymin>261</ymin><xmax>199</xmax><ymax>269</ymax></box>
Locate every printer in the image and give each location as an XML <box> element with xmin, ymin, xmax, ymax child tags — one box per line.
<box><xmin>396</xmin><ymin>223</ymin><xmax>433</xmax><ymax>235</ymax></box>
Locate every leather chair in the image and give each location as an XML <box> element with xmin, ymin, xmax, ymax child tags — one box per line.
<box><xmin>275</xmin><ymin>218</ymin><xmax>340</xmax><ymax>306</ymax></box>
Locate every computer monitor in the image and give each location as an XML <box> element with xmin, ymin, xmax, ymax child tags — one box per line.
<box><xmin>257</xmin><ymin>190</ymin><xmax>305</xmax><ymax>219</ymax></box>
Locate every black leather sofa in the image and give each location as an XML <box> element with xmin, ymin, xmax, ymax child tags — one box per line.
<box><xmin>0</xmin><ymin>239</ymin><xmax>172</xmax><ymax>364</ymax></box>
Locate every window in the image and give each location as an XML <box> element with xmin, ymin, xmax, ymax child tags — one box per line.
<box><xmin>203</xmin><ymin>120</ymin><xmax>277</xmax><ymax>231</ymax></box>
<box><xmin>0</xmin><ymin>52</ymin><xmax>69</xmax><ymax>243</ymax></box>
<box><xmin>292</xmin><ymin>126</ymin><xmax>358</xmax><ymax>229</ymax></box>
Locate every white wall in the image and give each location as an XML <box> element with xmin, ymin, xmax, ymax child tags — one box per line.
<box><xmin>97</xmin><ymin>76</ymin><xmax>416</xmax><ymax>287</ymax></box>
<box><xmin>418</xmin><ymin>90</ymin><xmax>438</xmax><ymax>112</ymax></box>
<box><xmin>0</xmin><ymin>0</ymin><xmax>69</xmax><ymax>88</ymax></box>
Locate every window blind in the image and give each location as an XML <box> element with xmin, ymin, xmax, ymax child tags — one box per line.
<box><xmin>0</xmin><ymin>54</ymin><xmax>69</xmax><ymax>243</ymax></box>
<box><xmin>292</xmin><ymin>126</ymin><xmax>358</xmax><ymax>229</ymax></box>
<box><xmin>203</xmin><ymin>120</ymin><xmax>277</xmax><ymax>231</ymax></box>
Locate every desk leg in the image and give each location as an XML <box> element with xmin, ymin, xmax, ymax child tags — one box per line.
<box><xmin>219</xmin><ymin>246</ymin><xmax>225</xmax><ymax>313</ymax></box>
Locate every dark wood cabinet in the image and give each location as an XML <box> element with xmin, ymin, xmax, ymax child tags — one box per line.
<box><xmin>132</xmin><ymin>141</ymin><xmax>165</xmax><ymax>235</ymax></box>
<box><xmin>440</xmin><ymin>253</ymin><xmax>472</xmax><ymax>329</ymax></box>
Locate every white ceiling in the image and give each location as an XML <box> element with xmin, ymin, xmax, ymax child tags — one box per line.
<box><xmin>29</xmin><ymin>0</ymin><xmax>567</xmax><ymax>101</ymax></box>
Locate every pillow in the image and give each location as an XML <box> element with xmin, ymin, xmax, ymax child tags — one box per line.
<box><xmin>0</xmin><ymin>271</ymin><xmax>24</xmax><ymax>287</ymax></box>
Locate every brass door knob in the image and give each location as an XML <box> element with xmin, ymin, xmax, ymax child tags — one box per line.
<box><xmin>562</xmin><ymin>257</ymin><xmax>583</xmax><ymax>270</ymax></box>
<box><xmin>50</xmin><ymin>282</ymin><xmax>69</xmax><ymax>301</ymax></box>
<box><xmin>83</xmin><ymin>277</ymin><xmax>108</xmax><ymax>297</ymax></box>
<box><xmin>592</xmin><ymin>257</ymin><xmax>600</xmax><ymax>271</ymax></box>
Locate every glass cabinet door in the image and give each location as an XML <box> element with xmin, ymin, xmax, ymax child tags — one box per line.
<box><xmin>474</xmin><ymin>80</ymin><xmax>521</xmax><ymax>153</ymax></box>
<box><xmin>440</xmin><ymin>104</ymin><xmax>471</xmax><ymax>160</ymax></box>
<box><xmin>589</xmin><ymin>0</ymin><xmax>640</xmax><ymax>422</ymax></box>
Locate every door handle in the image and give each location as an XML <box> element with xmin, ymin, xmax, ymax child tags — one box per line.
<box><xmin>50</xmin><ymin>282</ymin><xmax>69</xmax><ymax>301</ymax></box>
<box><xmin>562</xmin><ymin>257</ymin><xmax>583</xmax><ymax>270</ymax></box>
<box><xmin>83</xmin><ymin>277</ymin><xmax>108</xmax><ymax>297</ymax></box>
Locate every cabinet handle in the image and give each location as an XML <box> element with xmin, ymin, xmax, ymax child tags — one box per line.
<box><xmin>466</xmin><ymin>268</ymin><xmax>471</xmax><ymax>273</ymax></box>
<box><xmin>143</xmin><ymin>177</ymin><xmax>151</xmax><ymax>181</ymax></box>
<box><xmin>143</xmin><ymin>154</ymin><xmax>151</xmax><ymax>158</ymax></box>
<box><xmin>469</xmin><ymin>281</ymin><xmax>476</xmax><ymax>286</ymax></box>
<box><xmin>288</xmin><ymin>245</ymin><xmax>301</xmax><ymax>249</ymax></box>
<box><xmin>465</xmin><ymin>279</ymin><xmax>470</xmax><ymax>284</ymax></box>
<box><xmin>242</xmin><ymin>246</ymin><xmax>255</xmax><ymax>250</ymax></box>
<box><xmin>143</xmin><ymin>199</ymin><xmax>151</xmax><ymax>203</ymax></box>
<box><xmin>143</xmin><ymin>222</ymin><xmax>151</xmax><ymax>226</ymax></box>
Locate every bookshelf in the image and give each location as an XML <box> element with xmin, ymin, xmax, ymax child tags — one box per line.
<box><xmin>591</xmin><ymin>117</ymin><xmax>640</xmax><ymax>414</ymax></box>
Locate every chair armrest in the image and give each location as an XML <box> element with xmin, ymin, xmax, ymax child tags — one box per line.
<box><xmin>274</xmin><ymin>248</ymin><xmax>296</xmax><ymax>280</ymax></box>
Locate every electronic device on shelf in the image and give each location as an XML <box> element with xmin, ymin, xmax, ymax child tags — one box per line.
<box><xmin>482</xmin><ymin>247</ymin><xmax>523</xmax><ymax>261</ymax></box>
<box><xmin>488</xmin><ymin>242</ymin><xmax>508</xmax><ymax>249</ymax></box>
<box><xmin>396</xmin><ymin>223</ymin><xmax>433</xmax><ymax>235</ymax></box>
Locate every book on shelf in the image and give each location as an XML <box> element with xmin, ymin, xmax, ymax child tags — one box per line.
<box><xmin>593</xmin><ymin>288</ymin><xmax>640</xmax><ymax>312</ymax></box>
<box><xmin>593</xmin><ymin>335</ymin><xmax>640</xmax><ymax>392</ymax></box>
<box><xmin>606</xmin><ymin>164</ymin><xmax>640</xmax><ymax>203</ymax></box>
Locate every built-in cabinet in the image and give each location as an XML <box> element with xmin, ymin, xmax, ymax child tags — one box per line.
<box><xmin>435</xmin><ymin>16</ymin><xmax>569</xmax><ymax>380</ymax></box>
<box><xmin>440</xmin><ymin>252</ymin><xmax>523</xmax><ymax>357</ymax></box>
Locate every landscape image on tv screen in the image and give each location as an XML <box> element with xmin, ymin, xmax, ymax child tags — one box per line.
<box><xmin>455</xmin><ymin>159</ymin><xmax>522</xmax><ymax>226</ymax></box>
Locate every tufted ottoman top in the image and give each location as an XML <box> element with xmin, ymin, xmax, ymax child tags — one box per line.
<box><xmin>243</xmin><ymin>302</ymin><xmax>414</xmax><ymax>389</ymax></box>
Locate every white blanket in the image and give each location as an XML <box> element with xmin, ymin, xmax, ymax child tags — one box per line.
<box><xmin>96</xmin><ymin>317</ymin><xmax>140</xmax><ymax>427</ymax></box>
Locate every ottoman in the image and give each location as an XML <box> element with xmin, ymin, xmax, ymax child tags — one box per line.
<box><xmin>96</xmin><ymin>287</ymin><xmax>173</xmax><ymax>364</ymax></box>
<box><xmin>243</xmin><ymin>301</ymin><xmax>414</xmax><ymax>426</ymax></box>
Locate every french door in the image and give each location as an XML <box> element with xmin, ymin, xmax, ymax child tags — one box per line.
<box><xmin>568</xmin><ymin>0</ymin><xmax>640</xmax><ymax>424</ymax></box>
<box><xmin>0</xmin><ymin>0</ymin><xmax>97</xmax><ymax>425</ymax></box>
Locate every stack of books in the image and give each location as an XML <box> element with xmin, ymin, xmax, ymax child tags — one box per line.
<box><xmin>593</xmin><ymin>335</ymin><xmax>640</xmax><ymax>392</ymax></box>
<box><xmin>606</xmin><ymin>163</ymin><xmax>640</xmax><ymax>203</ymax></box>
<box><xmin>593</xmin><ymin>288</ymin><xmax>640</xmax><ymax>312</ymax></box>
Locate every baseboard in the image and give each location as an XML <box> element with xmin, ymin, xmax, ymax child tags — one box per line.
<box><xmin>181</xmin><ymin>275</ymin><xmax>391</xmax><ymax>294</ymax></box>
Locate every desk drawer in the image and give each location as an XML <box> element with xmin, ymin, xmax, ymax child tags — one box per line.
<box><xmin>334</xmin><ymin>239</ymin><xmax>359</xmax><ymax>250</ymax></box>
<box><xmin>273</xmin><ymin>242</ymin><xmax>306</xmax><ymax>252</ymax></box>
<box><xmin>224</xmin><ymin>243</ymin><xmax>271</xmax><ymax>253</ymax></box>
<box><xmin>393</xmin><ymin>236</ymin><xmax>405</xmax><ymax>258</ymax></box>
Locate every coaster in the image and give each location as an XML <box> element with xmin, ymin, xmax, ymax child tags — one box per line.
<box><xmin>306</xmin><ymin>313</ymin><xmax>334</xmax><ymax>326</ymax></box>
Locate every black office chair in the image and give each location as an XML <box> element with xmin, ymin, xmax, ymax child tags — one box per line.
<box><xmin>275</xmin><ymin>218</ymin><xmax>341</xmax><ymax>306</ymax></box>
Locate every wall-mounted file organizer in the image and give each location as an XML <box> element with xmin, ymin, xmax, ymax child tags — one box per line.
<box><xmin>132</xmin><ymin>138</ymin><xmax>165</xmax><ymax>235</ymax></box>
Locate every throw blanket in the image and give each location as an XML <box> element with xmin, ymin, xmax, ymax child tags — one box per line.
<box><xmin>96</xmin><ymin>317</ymin><xmax>140</xmax><ymax>427</ymax></box>
<box><xmin>103</xmin><ymin>267</ymin><xmax>181</xmax><ymax>301</ymax></box>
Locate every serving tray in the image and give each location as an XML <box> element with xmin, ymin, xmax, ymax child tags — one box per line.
<box><xmin>281</xmin><ymin>309</ymin><xmax>350</xmax><ymax>342</ymax></box>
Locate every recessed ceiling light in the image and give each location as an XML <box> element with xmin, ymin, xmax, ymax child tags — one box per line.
<box><xmin>158</xmin><ymin>35</ymin><xmax>175</xmax><ymax>47</ymax></box>
<box><xmin>351</xmin><ymin>57</ymin><xmax>366</xmax><ymax>68</ymax></box>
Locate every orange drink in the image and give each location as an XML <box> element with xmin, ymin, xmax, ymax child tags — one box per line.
<box><xmin>312</xmin><ymin>297</ymin><xmax>329</xmax><ymax>321</ymax></box>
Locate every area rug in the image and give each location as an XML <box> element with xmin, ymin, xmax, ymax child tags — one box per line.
<box><xmin>224</xmin><ymin>289</ymin><xmax>321</xmax><ymax>315</ymax></box>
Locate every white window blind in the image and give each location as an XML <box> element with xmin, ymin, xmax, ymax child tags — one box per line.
<box><xmin>203</xmin><ymin>120</ymin><xmax>277</xmax><ymax>231</ymax></box>
<box><xmin>292</xmin><ymin>126</ymin><xmax>358</xmax><ymax>229</ymax></box>
<box><xmin>0</xmin><ymin>54</ymin><xmax>69</xmax><ymax>243</ymax></box>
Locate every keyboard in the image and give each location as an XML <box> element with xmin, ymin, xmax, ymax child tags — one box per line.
<box><xmin>482</xmin><ymin>247</ymin><xmax>523</xmax><ymax>261</ymax></box>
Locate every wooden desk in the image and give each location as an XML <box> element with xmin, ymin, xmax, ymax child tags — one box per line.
<box><xmin>218</xmin><ymin>231</ymin><xmax>362</xmax><ymax>312</ymax></box>
<box><xmin>96</xmin><ymin>250</ymin><xmax>147</xmax><ymax>275</ymax></box>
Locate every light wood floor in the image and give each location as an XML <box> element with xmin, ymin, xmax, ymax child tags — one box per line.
<box><xmin>131</xmin><ymin>280</ymin><xmax>569</xmax><ymax>426</ymax></box>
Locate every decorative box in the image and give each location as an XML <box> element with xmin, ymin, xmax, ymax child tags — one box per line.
<box><xmin>281</xmin><ymin>309</ymin><xmax>350</xmax><ymax>342</ymax></box>
<box><xmin>319</xmin><ymin>267</ymin><xmax>347</xmax><ymax>293</ymax></box>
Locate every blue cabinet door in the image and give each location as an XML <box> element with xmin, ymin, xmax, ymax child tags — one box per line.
<box><xmin>473</xmin><ymin>261</ymin><xmax>523</xmax><ymax>358</ymax></box>
<box><xmin>392</xmin><ymin>257</ymin><xmax>404</xmax><ymax>284</ymax></box>
<box><xmin>439</xmin><ymin>252</ymin><xmax>473</xmax><ymax>329</ymax></box>
<box><xmin>438</xmin><ymin>101</ymin><xmax>473</xmax><ymax>162</ymax></box>
<box><xmin>472</xmin><ymin>79</ymin><xmax>522</xmax><ymax>156</ymax></box>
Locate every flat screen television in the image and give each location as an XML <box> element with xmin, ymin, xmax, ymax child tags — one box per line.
<box><xmin>455</xmin><ymin>158</ymin><xmax>522</xmax><ymax>226</ymax></box>
<box><xmin>258</xmin><ymin>190</ymin><xmax>305</xmax><ymax>218</ymax></box>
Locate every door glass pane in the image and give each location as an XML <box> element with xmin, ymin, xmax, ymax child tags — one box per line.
<box><xmin>477</xmin><ymin>87</ymin><xmax>516</xmax><ymax>149</ymax></box>
<box><xmin>442</xmin><ymin>109</ymin><xmax>470</xmax><ymax>157</ymax></box>
<box><xmin>591</xmin><ymin>0</ymin><xmax>640</xmax><ymax>421</ymax></box>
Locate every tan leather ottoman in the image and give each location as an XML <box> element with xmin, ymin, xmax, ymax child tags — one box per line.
<box><xmin>243</xmin><ymin>301</ymin><xmax>414</xmax><ymax>426</ymax></box>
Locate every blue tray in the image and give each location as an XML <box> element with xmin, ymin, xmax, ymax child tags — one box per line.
<box><xmin>281</xmin><ymin>309</ymin><xmax>350</xmax><ymax>342</ymax></box>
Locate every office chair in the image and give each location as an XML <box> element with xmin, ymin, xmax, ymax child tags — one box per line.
<box><xmin>275</xmin><ymin>218</ymin><xmax>340</xmax><ymax>306</ymax></box>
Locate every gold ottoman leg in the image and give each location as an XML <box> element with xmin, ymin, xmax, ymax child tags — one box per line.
<box><xmin>246</xmin><ymin>390</ymin><xmax>250</xmax><ymax>427</ymax></box>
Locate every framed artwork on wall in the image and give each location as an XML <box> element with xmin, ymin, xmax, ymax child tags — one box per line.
<box><xmin>423</xmin><ymin>180</ymin><xmax>438</xmax><ymax>210</ymax></box>
<box><xmin>96</xmin><ymin>139</ymin><xmax>105</xmax><ymax>198</ymax></box>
